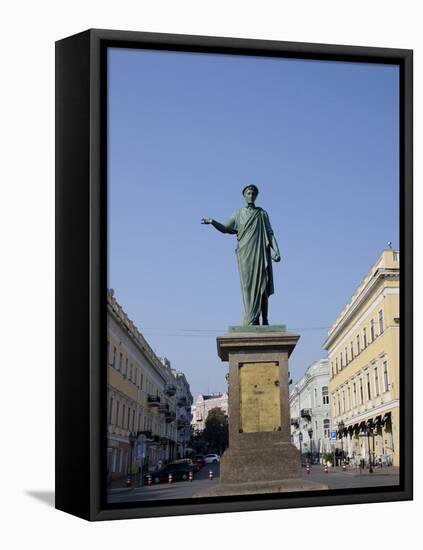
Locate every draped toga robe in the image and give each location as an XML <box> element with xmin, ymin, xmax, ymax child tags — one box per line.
<box><xmin>223</xmin><ymin>206</ymin><xmax>275</xmax><ymax>325</ymax></box>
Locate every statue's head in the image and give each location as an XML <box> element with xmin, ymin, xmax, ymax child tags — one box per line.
<box><xmin>242</xmin><ymin>184</ymin><xmax>259</xmax><ymax>205</ymax></box>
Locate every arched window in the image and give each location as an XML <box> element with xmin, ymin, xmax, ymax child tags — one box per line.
<box><xmin>322</xmin><ymin>386</ymin><xmax>329</xmax><ymax>405</ymax></box>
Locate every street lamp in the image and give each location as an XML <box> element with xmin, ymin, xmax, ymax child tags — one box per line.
<box><xmin>298</xmin><ymin>431</ymin><xmax>303</xmax><ymax>465</ymax></box>
<box><xmin>337</xmin><ymin>420</ymin><xmax>345</xmax><ymax>465</ymax></box>
<box><xmin>308</xmin><ymin>428</ymin><xmax>313</xmax><ymax>463</ymax></box>
<box><xmin>366</xmin><ymin>426</ymin><xmax>374</xmax><ymax>473</ymax></box>
<box><xmin>128</xmin><ymin>431</ymin><xmax>137</xmax><ymax>485</ymax></box>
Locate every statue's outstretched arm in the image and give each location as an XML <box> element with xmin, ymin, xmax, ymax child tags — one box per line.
<box><xmin>201</xmin><ymin>218</ymin><xmax>235</xmax><ymax>234</ymax></box>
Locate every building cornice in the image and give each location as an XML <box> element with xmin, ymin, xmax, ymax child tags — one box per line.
<box><xmin>324</xmin><ymin>268</ymin><xmax>399</xmax><ymax>350</ymax></box>
<box><xmin>108</xmin><ymin>293</ymin><xmax>167</xmax><ymax>383</ymax></box>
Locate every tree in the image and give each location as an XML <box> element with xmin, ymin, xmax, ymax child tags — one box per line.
<box><xmin>202</xmin><ymin>407</ymin><xmax>229</xmax><ymax>454</ymax></box>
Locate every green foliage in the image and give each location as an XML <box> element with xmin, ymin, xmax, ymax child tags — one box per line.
<box><xmin>322</xmin><ymin>452</ymin><xmax>334</xmax><ymax>465</ymax></box>
<box><xmin>202</xmin><ymin>407</ymin><xmax>229</xmax><ymax>454</ymax></box>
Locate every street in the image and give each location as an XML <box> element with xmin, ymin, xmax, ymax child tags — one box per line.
<box><xmin>108</xmin><ymin>464</ymin><xmax>400</xmax><ymax>503</ymax></box>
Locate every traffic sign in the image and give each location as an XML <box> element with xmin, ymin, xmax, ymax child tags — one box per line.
<box><xmin>330</xmin><ymin>430</ymin><xmax>337</xmax><ymax>441</ymax></box>
<box><xmin>299</xmin><ymin>432</ymin><xmax>303</xmax><ymax>442</ymax></box>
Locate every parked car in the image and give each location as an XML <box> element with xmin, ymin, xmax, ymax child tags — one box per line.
<box><xmin>204</xmin><ymin>453</ymin><xmax>220</xmax><ymax>464</ymax></box>
<box><xmin>143</xmin><ymin>462</ymin><xmax>196</xmax><ymax>484</ymax></box>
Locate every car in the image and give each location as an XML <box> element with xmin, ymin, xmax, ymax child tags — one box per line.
<box><xmin>204</xmin><ymin>453</ymin><xmax>220</xmax><ymax>464</ymax></box>
<box><xmin>143</xmin><ymin>462</ymin><xmax>196</xmax><ymax>484</ymax></box>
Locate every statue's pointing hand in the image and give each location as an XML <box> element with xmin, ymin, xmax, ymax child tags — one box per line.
<box><xmin>201</xmin><ymin>218</ymin><xmax>212</xmax><ymax>224</ymax></box>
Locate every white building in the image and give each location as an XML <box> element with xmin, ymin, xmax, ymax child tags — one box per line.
<box><xmin>172</xmin><ymin>369</ymin><xmax>193</xmax><ymax>457</ymax></box>
<box><xmin>289</xmin><ymin>359</ymin><xmax>331</xmax><ymax>460</ymax></box>
<box><xmin>191</xmin><ymin>393</ymin><xmax>229</xmax><ymax>432</ymax></box>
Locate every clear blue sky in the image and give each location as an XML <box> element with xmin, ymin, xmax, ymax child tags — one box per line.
<box><xmin>108</xmin><ymin>47</ymin><xmax>399</xmax><ymax>397</ymax></box>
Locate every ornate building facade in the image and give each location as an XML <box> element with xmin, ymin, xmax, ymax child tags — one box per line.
<box><xmin>289</xmin><ymin>359</ymin><xmax>331</xmax><ymax>460</ymax></box>
<box><xmin>106</xmin><ymin>290</ymin><xmax>192</xmax><ymax>481</ymax></box>
<box><xmin>324</xmin><ymin>250</ymin><xmax>400</xmax><ymax>466</ymax></box>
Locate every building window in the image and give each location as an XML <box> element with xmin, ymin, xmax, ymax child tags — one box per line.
<box><xmin>379</xmin><ymin>309</ymin><xmax>384</xmax><ymax>334</ymax></box>
<box><xmin>340</xmin><ymin>352</ymin><xmax>343</xmax><ymax>369</ymax></box>
<box><xmin>366</xmin><ymin>371</ymin><xmax>371</xmax><ymax>401</ymax></box>
<box><xmin>353</xmin><ymin>382</ymin><xmax>357</xmax><ymax>407</ymax></box>
<box><xmin>322</xmin><ymin>386</ymin><xmax>329</xmax><ymax>405</ymax></box>
<box><xmin>337</xmin><ymin>394</ymin><xmax>341</xmax><ymax>415</ymax></box>
<box><xmin>113</xmin><ymin>346</ymin><xmax>117</xmax><ymax>368</ymax></box>
<box><xmin>119</xmin><ymin>352</ymin><xmax>123</xmax><ymax>371</ymax></box>
<box><xmin>122</xmin><ymin>404</ymin><xmax>126</xmax><ymax>429</ymax></box>
<box><xmin>323</xmin><ymin>419</ymin><xmax>330</xmax><ymax>438</ymax></box>
<box><xmin>345</xmin><ymin>347</ymin><xmax>348</xmax><ymax>365</ymax></box>
<box><xmin>383</xmin><ymin>360</ymin><xmax>389</xmax><ymax>391</ymax></box>
<box><xmin>374</xmin><ymin>365</ymin><xmax>380</xmax><ymax>396</ymax></box>
<box><xmin>356</xmin><ymin>334</ymin><xmax>361</xmax><ymax>355</ymax></box>
<box><xmin>132</xmin><ymin>409</ymin><xmax>135</xmax><ymax>431</ymax></box>
<box><xmin>359</xmin><ymin>378</ymin><xmax>364</xmax><ymax>404</ymax></box>
<box><xmin>350</xmin><ymin>341</ymin><xmax>354</xmax><ymax>361</ymax></box>
<box><xmin>370</xmin><ymin>319</ymin><xmax>375</xmax><ymax>341</ymax></box>
<box><xmin>314</xmin><ymin>387</ymin><xmax>317</xmax><ymax>405</ymax></box>
<box><xmin>363</xmin><ymin>327</ymin><xmax>367</xmax><ymax>348</ymax></box>
<box><xmin>116</xmin><ymin>401</ymin><xmax>120</xmax><ymax>426</ymax></box>
<box><xmin>336</xmin><ymin>357</ymin><xmax>338</xmax><ymax>374</ymax></box>
<box><xmin>108</xmin><ymin>397</ymin><xmax>113</xmax><ymax>424</ymax></box>
<box><xmin>342</xmin><ymin>390</ymin><xmax>346</xmax><ymax>412</ymax></box>
<box><xmin>331</xmin><ymin>363</ymin><xmax>334</xmax><ymax>378</ymax></box>
<box><xmin>347</xmin><ymin>385</ymin><xmax>351</xmax><ymax>410</ymax></box>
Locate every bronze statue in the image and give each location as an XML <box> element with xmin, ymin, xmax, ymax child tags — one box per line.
<box><xmin>202</xmin><ymin>185</ymin><xmax>281</xmax><ymax>325</ymax></box>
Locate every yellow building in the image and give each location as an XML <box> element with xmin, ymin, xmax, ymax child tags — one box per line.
<box><xmin>107</xmin><ymin>290</ymin><xmax>180</xmax><ymax>483</ymax></box>
<box><xmin>323</xmin><ymin>250</ymin><xmax>400</xmax><ymax>467</ymax></box>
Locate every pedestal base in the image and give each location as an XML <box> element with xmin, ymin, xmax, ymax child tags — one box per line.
<box><xmin>195</xmin><ymin>478</ymin><xmax>328</xmax><ymax>498</ymax></box>
<box><xmin>220</xmin><ymin>441</ymin><xmax>300</xmax><ymax>484</ymax></box>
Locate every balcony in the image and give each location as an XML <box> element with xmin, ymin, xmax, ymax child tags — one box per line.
<box><xmin>148</xmin><ymin>395</ymin><xmax>161</xmax><ymax>407</ymax></box>
<box><xmin>158</xmin><ymin>402</ymin><xmax>170</xmax><ymax>414</ymax></box>
<box><xmin>164</xmin><ymin>384</ymin><xmax>177</xmax><ymax>397</ymax></box>
<box><xmin>165</xmin><ymin>411</ymin><xmax>176</xmax><ymax>423</ymax></box>
<box><xmin>177</xmin><ymin>396</ymin><xmax>187</xmax><ymax>407</ymax></box>
<box><xmin>177</xmin><ymin>418</ymin><xmax>189</xmax><ymax>430</ymax></box>
<box><xmin>300</xmin><ymin>408</ymin><xmax>312</xmax><ymax>419</ymax></box>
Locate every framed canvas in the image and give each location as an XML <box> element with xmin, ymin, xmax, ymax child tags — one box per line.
<box><xmin>55</xmin><ymin>28</ymin><xmax>413</xmax><ymax>521</ymax></box>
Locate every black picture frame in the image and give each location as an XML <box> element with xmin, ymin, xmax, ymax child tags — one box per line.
<box><xmin>55</xmin><ymin>28</ymin><xmax>413</xmax><ymax>521</ymax></box>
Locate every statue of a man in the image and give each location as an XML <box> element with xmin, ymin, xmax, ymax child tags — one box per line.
<box><xmin>202</xmin><ymin>184</ymin><xmax>281</xmax><ymax>326</ymax></box>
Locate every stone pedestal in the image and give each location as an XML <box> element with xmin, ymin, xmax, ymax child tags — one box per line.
<box><xmin>196</xmin><ymin>327</ymin><xmax>327</xmax><ymax>496</ymax></box>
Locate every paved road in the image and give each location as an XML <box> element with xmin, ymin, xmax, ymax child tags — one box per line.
<box><xmin>108</xmin><ymin>463</ymin><xmax>221</xmax><ymax>503</ymax></box>
<box><xmin>108</xmin><ymin>463</ymin><xmax>400</xmax><ymax>503</ymax></box>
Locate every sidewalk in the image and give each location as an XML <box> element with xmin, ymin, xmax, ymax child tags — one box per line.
<box><xmin>320</xmin><ymin>465</ymin><xmax>399</xmax><ymax>476</ymax></box>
